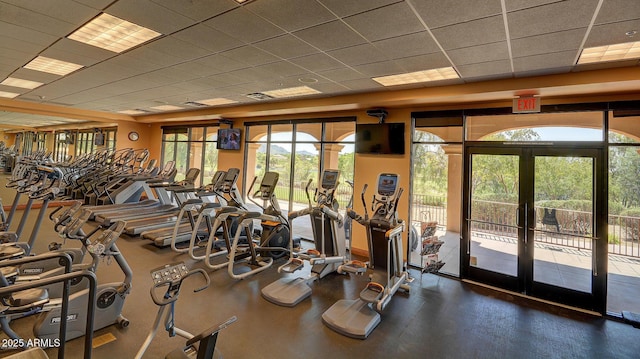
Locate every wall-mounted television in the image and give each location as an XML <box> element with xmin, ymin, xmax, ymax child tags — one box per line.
<box><xmin>355</xmin><ymin>123</ymin><xmax>405</xmax><ymax>155</ymax></box>
<box><xmin>217</xmin><ymin>128</ymin><xmax>241</xmax><ymax>150</ymax></box>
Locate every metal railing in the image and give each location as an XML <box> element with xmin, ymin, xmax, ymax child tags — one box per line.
<box><xmin>466</xmin><ymin>199</ymin><xmax>640</xmax><ymax>258</ymax></box>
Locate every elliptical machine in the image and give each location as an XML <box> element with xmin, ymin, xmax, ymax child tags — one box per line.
<box><xmin>322</xmin><ymin>173</ymin><xmax>411</xmax><ymax>339</ymax></box>
<box><xmin>261</xmin><ymin>169</ymin><xmax>348</xmax><ymax>306</ymax></box>
<box><xmin>226</xmin><ymin>172</ymin><xmax>290</xmax><ymax>280</ymax></box>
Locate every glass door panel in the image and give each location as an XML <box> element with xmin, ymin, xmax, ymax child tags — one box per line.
<box><xmin>469</xmin><ymin>153</ymin><xmax>519</xmax><ymax>277</ymax></box>
<box><xmin>532</xmin><ymin>156</ymin><xmax>593</xmax><ymax>293</ymax></box>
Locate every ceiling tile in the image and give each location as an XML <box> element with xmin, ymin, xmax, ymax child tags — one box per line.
<box><xmin>149</xmin><ymin>0</ymin><xmax>237</xmax><ymax>22</ymax></box>
<box><xmin>505</xmin><ymin>0</ymin><xmax>561</xmax><ymax>12</ymax></box>
<box><xmin>3</xmin><ymin>0</ymin><xmax>98</xmax><ymax>25</ymax></box>
<box><xmin>585</xmin><ymin>20</ymin><xmax>640</xmax><ymax>47</ymax></box>
<box><xmin>252</xmin><ymin>62</ymin><xmax>308</xmax><ymax>78</ymax></box>
<box><xmin>145</xmin><ymin>36</ymin><xmax>212</xmax><ymax>63</ymax></box>
<box><xmin>457</xmin><ymin>59</ymin><xmax>512</xmax><ymax>79</ymax></box>
<box><xmin>508</xmin><ymin>0</ymin><xmax>600</xmax><ymax>39</ymax></box>
<box><xmin>294</xmin><ymin>20</ymin><xmax>366</xmax><ymax>51</ymax></box>
<box><xmin>41</xmin><ymin>38</ymin><xmax>115</xmax><ymax>66</ymax></box>
<box><xmin>189</xmin><ymin>54</ymin><xmax>248</xmax><ymax>76</ymax></box>
<box><xmin>373</xmin><ymin>31</ymin><xmax>441</xmax><ymax>59</ymax></box>
<box><xmin>511</xmin><ymin>28</ymin><xmax>586</xmax><ymax>58</ymax></box>
<box><xmin>352</xmin><ymin>61</ymin><xmax>405</xmax><ymax>77</ymax></box>
<box><xmin>411</xmin><ymin>0</ymin><xmax>502</xmax><ymax>29</ymax></box>
<box><xmin>595</xmin><ymin>0</ymin><xmax>640</xmax><ymax>24</ymax></box>
<box><xmin>317</xmin><ymin>0</ymin><xmax>401</xmax><ymax>17</ymax></box>
<box><xmin>339</xmin><ymin>78</ymin><xmax>384</xmax><ymax>91</ymax></box>
<box><xmin>0</xmin><ymin>36</ymin><xmax>42</xmax><ymax>64</ymax></box>
<box><xmin>343</xmin><ymin>2</ymin><xmax>425</xmax><ymax>42</ymax></box>
<box><xmin>246</xmin><ymin>0</ymin><xmax>336</xmax><ymax>32</ymax></box>
<box><xmin>0</xmin><ymin>22</ymin><xmax>58</xmax><ymax>47</ymax></box>
<box><xmin>393</xmin><ymin>52</ymin><xmax>452</xmax><ymax>72</ymax></box>
<box><xmin>288</xmin><ymin>53</ymin><xmax>346</xmax><ymax>72</ymax></box>
<box><xmin>447</xmin><ymin>42</ymin><xmax>509</xmax><ymax>65</ymax></box>
<box><xmin>205</xmin><ymin>7</ymin><xmax>285</xmax><ymax>44</ymax></box>
<box><xmin>220</xmin><ymin>46</ymin><xmax>280</xmax><ymax>68</ymax></box>
<box><xmin>172</xmin><ymin>23</ymin><xmax>244</xmax><ymax>54</ymax></box>
<box><xmin>328</xmin><ymin>44</ymin><xmax>388</xmax><ymax>66</ymax></box>
<box><xmin>0</xmin><ymin>2</ymin><xmax>79</xmax><ymax>36</ymax></box>
<box><xmin>107</xmin><ymin>0</ymin><xmax>194</xmax><ymax>34</ymax></box>
<box><xmin>317</xmin><ymin>68</ymin><xmax>367</xmax><ymax>82</ymax></box>
<box><xmin>254</xmin><ymin>35</ymin><xmax>320</xmax><ymax>59</ymax></box>
<box><xmin>432</xmin><ymin>15</ymin><xmax>506</xmax><ymax>50</ymax></box>
<box><xmin>513</xmin><ymin>50</ymin><xmax>577</xmax><ymax>73</ymax></box>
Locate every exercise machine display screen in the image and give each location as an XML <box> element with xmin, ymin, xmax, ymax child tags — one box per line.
<box><xmin>321</xmin><ymin>170</ymin><xmax>339</xmax><ymax>189</ymax></box>
<box><xmin>260</xmin><ymin>172</ymin><xmax>279</xmax><ymax>195</ymax></box>
<box><xmin>377</xmin><ymin>174</ymin><xmax>398</xmax><ymax>196</ymax></box>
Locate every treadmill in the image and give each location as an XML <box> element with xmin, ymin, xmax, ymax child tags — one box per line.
<box><xmin>146</xmin><ymin>168</ymin><xmax>242</xmax><ymax>247</ymax></box>
<box><xmin>123</xmin><ymin>171</ymin><xmax>226</xmax><ymax>236</ymax></box>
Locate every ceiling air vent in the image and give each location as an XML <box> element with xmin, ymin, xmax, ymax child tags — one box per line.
<box><xmin>246</xmin><ymin>92</ymin><xmax>273</xmax><ymax>100</ymax></box>
<box><xmin>183</xmin><ymin>101</ymin><xmax>208</xmax><ymax>107</ymax></box>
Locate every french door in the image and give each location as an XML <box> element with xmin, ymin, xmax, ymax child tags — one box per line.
<box><xmin>462</xmin><ymin>144</ymin><xmax>607</xmax><ymax>313</ymax></box>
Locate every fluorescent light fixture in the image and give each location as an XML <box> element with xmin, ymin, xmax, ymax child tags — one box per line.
<box><xmin>24</xmin><ymin>56</ymin><xmax>84</xmax><ymax>76</ymax></box>
<box><xmin>0</xmin><ymin>91</ymin><xmax>20</xmax><ymax>98</ymax></box>
<box><xmin>118</xmin><ymin>109</ymin><xmax>149</xmax><ymax>115</ymax></box>
<box><xmin>68</xmin><ymin>13</ymin><xmax>161</xmax><ymax>53</ymax></box>
<box><xmin>149</xmin><ymin>105</ymin><xmax>184</xmax><ymax>111</ymax></box>
<box><xmin>193</xmin><ymin>98</ymin><xmax>238</xmax><ymax>106</ymax></box>
<box><xmin>1</xmin><ymin>77</ymin><xmax>44</xmax><ymax>89</ymax></box>
<box><xmin>261</xmin><ymin>86</ymin><xmax>321</xmax><ymax>98</ymax></box>
<box><xmin>578</xmin><ymin>41</ymin><xmax>640</xmax><ymax>64</ymax></box>
<box><xmin>372</xmin><ymin>67</ymin><xmax>459</xmax><ymax>86</ymax></box>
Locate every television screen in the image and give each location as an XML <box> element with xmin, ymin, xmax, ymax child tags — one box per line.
<box><xmin>355</xmin><ymin>123</ymin><xmax>405</xmax><ymax>154</ymax></box>
<box><xmin>217</xmin><ymin>128</ymin><xmax>241</xmax><ymax>150</ymax></box>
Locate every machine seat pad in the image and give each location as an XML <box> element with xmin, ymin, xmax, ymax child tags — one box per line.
<box><xmin>9</xmin><ymin>288</ymin><xmax>48</xmax><ymax>307</ymax></box>
<box><xmin>0</xmin><ymin>244</ymin><xmax>23</xmax><ymax>259</ymax></box>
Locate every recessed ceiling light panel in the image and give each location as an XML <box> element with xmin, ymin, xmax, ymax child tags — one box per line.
<box><xmin>372</xmin><ymin>67</ymin><xmax>459</xmax><ymax>86</ymax></box>
<box><xmin>578</xmin><ymin>41</ymin><xmax>640</xmax><ymax>64</ymax></box>
<box><xmin>0</xmin><ymin>91</ymin><xmax>20</xmax><ymax>98</ymax></box>
<box><xmin>149</xmin><ymin>105</ymin><xmax>184</xmax><ymax>111</ymax></box>
<box><xmin>192</xmin><ymin>98</ymin><xmax>238</xmax><ymax>106</ymax></box>
<box><xmin>24</xmin><ymin>56</ymin><xmax>84</xmax><ymax>76</ymax></box>
<box><xmin>118</xmin><ymin>109</ymin><xmax>149</xmax><ymax>115</ymax></box>
<box><xmin>261</xmin><ymin>86</ymin><xmax>321</xmax><ymax>98</ymax></box>
<box><xmin>1</xmin><ymin>77</ymin><xmax>44</xmax><ymax>89</ymax></box>
<box><xmin>68</xmin><ymin>13</ymin><xmax>161</xmax><ymax>53</ymax></box>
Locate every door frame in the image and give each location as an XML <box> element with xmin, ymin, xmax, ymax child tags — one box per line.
<box><xmin>461</xmin><ymin>142</ymin><xmax>607</xmax><ymax>313</ymax></box>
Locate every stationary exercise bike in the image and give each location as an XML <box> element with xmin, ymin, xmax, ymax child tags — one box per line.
<box><xmin>322</xmin><ymin>173</ymin><xmax>411</xmax><ymax>339</ymax></box>
<box><xmin>261</xmin><ymin>169</ymin><xmax>348</xmax><ymax>306</ymax></box>
<box><xmin>135</xmin><ymin>262</ymin><xmax>236</xmax><ymax>359</ymax></box>
<box><xmin>33</xmin><ymin>209</ymin><xmax>132</xmax><ymax>341</ymax></box>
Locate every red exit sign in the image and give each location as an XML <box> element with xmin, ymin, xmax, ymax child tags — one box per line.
<box><xmin>513</xmin><ymin>96</ymin><xmax>540</xmax><ymax>113</ymax></box>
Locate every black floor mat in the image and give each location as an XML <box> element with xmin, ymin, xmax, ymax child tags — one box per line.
<box><xmin>622</xmin><ymin>311</ymin><xmax>640</xmax><ymax>328</ymax></box>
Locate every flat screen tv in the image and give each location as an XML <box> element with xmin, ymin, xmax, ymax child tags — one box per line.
<box><xmin>355</xmin><ymin>123</ymin><xmax>405</xmax><ymax>154</ymax></box>
<box><xmin>217</xmin><ymin>128</ymin><xmax>241</xmax><ymax>150</ymax></box>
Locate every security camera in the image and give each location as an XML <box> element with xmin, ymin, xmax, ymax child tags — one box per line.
<box><xmin>366</xmin><ymin>108</ymin><xmax>388</xmax><ymax>123</ymax></box>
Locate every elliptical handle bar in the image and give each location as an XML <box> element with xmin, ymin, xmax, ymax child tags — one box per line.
<box><xmin>361</xmin><ymin>183</ymin><xmax>369</xmax><ymax>220</ymax></box>
<box><xmin>304</xmin><ymin>178</ymin><xmax>313</xmax><ymax>209</ymax></box>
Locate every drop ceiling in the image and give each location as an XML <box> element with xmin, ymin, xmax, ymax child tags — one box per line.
<box><xmin>0</xmin><ymin>0</ymin><xmax>639</xmax><ymax>130</ymax></box>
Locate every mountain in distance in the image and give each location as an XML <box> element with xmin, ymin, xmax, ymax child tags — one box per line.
<box><xmin>257</xmin><ymin>144</ymin><xmax>314</xmax><ymax>156</ymax></box>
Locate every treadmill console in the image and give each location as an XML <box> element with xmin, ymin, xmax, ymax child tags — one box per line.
<box><xmin>221</xmin><ymin>168</ymin><xmax>240</xmax><ymax>193</ymax></box>
<box><xmin>259</xmin><ymin>172</ymin><xmax>279</xmax><ymax>199</ymax></box>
